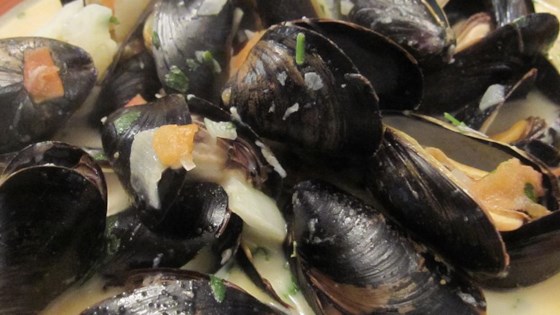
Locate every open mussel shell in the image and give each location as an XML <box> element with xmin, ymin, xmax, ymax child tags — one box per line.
<box><xmin>376</xmin><ymin>112</ymin><xmax>560</xmax><ymax>285</ymax></box>
<box><xmin>82</xmin><ymin>269</ymin><xmax>283</xmax><ymax>314</ymax></box>
<box><xmin>420</xmin><ymin>12</ymin><xmax>559</xmax><ymax>115</ymax></box>
<box><xmin>347</xmin><ymin>0</ymin><xmax>455</xmax><ymax>66</ymax></box>
<box><xmin>368</xmin><ymin>118</ymin><xmax>508</xmax><ymax>275</ymax></box>
<box><xmin>0</xmin><ymin>141</ymin><xmax>107</xmax><ymax>314</ymax></box>
<box><xmin>99</xmin><ymin>182</ymin><xmax>242</xmax><ymax>280</ymax></box>
<box><xmin>151</xmin><ymin>0</ymin><xmax>234</xmax><ymax>103</ymax></box>
<box><xmin>222</xmin><ymin>23</ymin><xmax>382</xmax><ymax>158</ymax></box>
<box><xmin>0</xmin><ymin>37</ymin><xmax>96</xmax><ymax>153</ymax></box>
<box><xmin>293</xmin><ymin>18</ymin><xmax>423</xmax><ymax>111</ymax></box>
<box><xmin>289</xmin><ymin>180</ymin><xmax>486</xmax><ymax>314</ymax></box>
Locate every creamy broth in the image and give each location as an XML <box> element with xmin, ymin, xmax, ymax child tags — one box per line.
<box><xmin>2</xmin><ymin>1</ymin><xmax>560</xmax><ymax>314</ymax></box>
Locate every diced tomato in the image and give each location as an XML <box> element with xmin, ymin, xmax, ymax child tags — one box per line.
<box><xmin>124</xmin><ymin>94</ymin><xmax>147</xmax><ymax>107</ymax></box>
<box><xmin>152</xmin><ymin>124</ymin><xmax>200</xmax><ymax>169</ymax></box>
<box><xmin>23</xmin><ymin>47</ymin><xmax>65</xmax><ymax>104</ymax></box>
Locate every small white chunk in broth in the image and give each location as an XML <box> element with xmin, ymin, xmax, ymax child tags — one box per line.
<box><xmin>255</xmin><ymin>140</ymin><xmax>287</xmax><ymax>178</ymax></box>
<box><xmin>197</xmin><ymin>0</ymin><xmax>228</xmax><ymax>16</ymax></box>
<box><xmin>282</xmin><ymin>103</ymin><xmax>300</xmax><ymax>120</ymax></box>
<box><xmin>129</xmin><ymin>128</ymin><xmax>166</xmax><ymax>209</ymax></box>
<box><xmin>277</xmin><ymin>71</ymin><xmax>288</xmax><ymax>86</ymax></box>
<box><xmin>229</xmin><ymin>106</ymin><xmax>242</xmax><ymax>122</ymax></box>
<box><xmin>304</xmin><ymin>72</ymin><xmax>324</xmax><ymax>91</ymax></box>
<box><xmin>221</xmin><ymin>176</ymin><xmax>287</xmax><ymax>243</ymax></box>
<box><xmin>479</xmin><ymin>84</ymin><xmax>506</xmax><ymax>111</ymax></box>
<box><xmin>204</xmin><ymin>118</ymin><xmax>238</xmax><ymax>140</ymax></box>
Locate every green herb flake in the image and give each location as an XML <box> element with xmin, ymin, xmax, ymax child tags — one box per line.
<box><xmin>186</xmin><ymin>58</ymin><xmax>199</xmax><ymax>71</ymax></box>
<box><xmin>524</xmin><ymin>183</ymin><xmax>538</xmax><ymax>202</ymax></box>
<box><xmin>104</xmin><ymin>215</ymin><xmax>121</xmax><ymax>255</ymax></box>
<box><xmin>202</xmin><ymin>50</ymin><xmax>214</xmax><ymax>63</ymax></box>
<box><xmin>285</xmin><ymin>276</ymin><xmax>300</xmax><ymax>298</ymax></box>
<box><xmin>113</xmin><ymin>110</ymin><xmax>142</xmax><ymax>135</ymax></box>
<box><xmin>295</xmin><ymin>32</ymin><xmax>306</xmax><ymax>65</ymax></box>
<box><xmin>209</xmin><ymin>275</ymin><xmax>226</xmax><ymax>303</ymax></box>
<box><xmin>200</xmin><ymin>50</ymin><xmax>222</xmax><ymax>74</ymax></box>
<box><xmin>92</xmin><ymin>150</ymin><xmax>108</xmax><ymax>162</ymax></box>
<box><xmin>443</xmin><ymin>112</ymin><xmax>464</xmax><ymax>127</ymax></box>
<box><xmin>165</xmin><ymin>66</ymin><xmax>189</xmax><ymax>93</ymax></box>
<box><xmin>253</xmin><ymin>246</ymin><xmax>270</xmax><ymax>261</ymax></box>
<box><xmin>109</xmin><ymin>16</ymin><xmax>120</xmax><ymax>25</ymax></box>
<box><xmin>152</xmin><ymin>31</ymin><xmax>161</xmax><ymax>49</ymax></box>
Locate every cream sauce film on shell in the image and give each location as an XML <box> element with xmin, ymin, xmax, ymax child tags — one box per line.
<box><xmin>1</xmin><ymin>0</ymin><xmax>560</xmax><ymax>314</ymax></box>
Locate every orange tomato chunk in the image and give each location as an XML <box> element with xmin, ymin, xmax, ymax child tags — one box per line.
<box><xmin>23</xmin><ymin>47</ymin><xmax>65</xmax><ymax>104</ymax></box>
<box><xmin>152</xmin><ymin>124</ymin><xmax>199</xmax><ymax>169</ymax></box>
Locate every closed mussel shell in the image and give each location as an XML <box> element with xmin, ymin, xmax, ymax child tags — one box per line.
<box><xmin>81</xmin><ymin>270</ymin><xmax>283</xmax><ymax>314</ymax></box>
<box><xmin>294</xmin><ymin>18</ymin><xmax>423</xmax><ymax>111</ymax></box>
<box><xmin>152</xmin><ymin>0</ymin><xmax>234</xmax><ymax>103</ymax></box>
<box><xmin>99</xmin><ymin>182</ymin><xmax>242</xmax><ymax>279</ymax></box>
<box><xmin>0</xmin><ymin>141</ymin><xmax>107</xmax><ymax>314</ymax></box>
<box><xmin>222</xmin><ymin>23</ymin><xmax>382</xmax><ymax>158</ymax></box>
<box><xmin>289</xmin><ymin>180</ymin><xmax>485</xmax><ymax>314</ymax></box>
<box><xmin>0</xmin><ymin>37</ymin><xmax>96</xmax><ymax>153</ymax></box>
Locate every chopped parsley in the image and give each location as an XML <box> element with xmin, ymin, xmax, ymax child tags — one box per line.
<box><xmin>113</xmin><ymin>110</ymin><xmax>142</xmax><ymax>135</ymax></box>
<box><xmin>109</xmin><ymin>16</ymin><xmax>120</xmax><ymax>25</ymax></box>
<box><xmin>209</xmin><ymin>275</ymin><xmax>226</xmax><ymax>303</ymax></box>
<box><xmin>524</xmin><ymin>183</ymin><xmax>538</xmax><ymax>202</ymax></box>
<box><xmin>295</xmin><ymin>32</ymin><xmax>306</xmax><ymax>65</ymax></box>
<box><xmin>443</xmin><ymin>112</ymin><xmax>464</xmax><ymax>127</ymax></box>
<box><xmin>186</xmin><ymin>58</ymin><xmax>199</xmax><ymax>71</ymax></box>
<box><xmin>152</xmin><ymin>31</ymin><xmax>161</xmax><ymax>49</ymax></box>
<box><xmin>284</xmin><ymin>276</ymin><xmax>300</xmax><ymax>298</ymax></box>
<box><xmin>165</xmin><ymin>66</ymin><xmax>189</xmax><ymax>93</ymax></box>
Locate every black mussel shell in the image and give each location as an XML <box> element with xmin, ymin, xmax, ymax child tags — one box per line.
<box><xmin>253</xmin><ymin>0</ymin><xmax>323</xmax><ymax>26</ymax></box>
<box><xmin>152</xmin><ymin>0</ymin><xmax>234</xmax><ymax>103</ymax></box>
<box><xmin>222</xmin><ymin>24</ymin><xmax>383</xmax><ymax>158</ymax></box>
<box><xmin>101</xmin><ymin>94</ymin><xmax>192</xmax><ymax>204</ymax></box>
<box><xmin>289</xmin><ymin>180</ymin><xmax>486</xmax><ymax>314</ymax></box>
<box><xmin>0</xmin><ymin>37</ymin><xmax>96</xmax><ymax>153</ymax></box>
<box><xmin>99</xmin><ymin>182</ymin><xmax>242</xmax><ymax>280</ymax></box>
<box><xmin>483</xmin><ymin>211</ymin><xmax>560</xmax><ymax>288</ymax></box>
<box><xmin>375</xmin><ymin>112</ymin><xmax>560</xmax><ymax>284</ymax></box>
<box><xmin>368</xmin><ymin>124</ymin><xmax>508</xmax><ymax>275</ymax></box>
<box><xmin>0</xmin><ymin>142</ymin><xmax>107</xmax><ymax>314</ymax></box>
<box><xmin>294</xmin><ymin>18</ymin><xmax>423</xmax><ymax>111</ymax></box>
<box><xmin>420</xmin><ymin>13</ymin><xmax>559</xmax><ymax>115</ymax></box>
<box><xmin>81</xmin><ymin>270</ymin><xmax>283</xmax><ymax>314</ymax></box>
<box><xmin>348</xmin><ymin>0</ymin><xmax>455</xmax><ymax>66</ymax></box>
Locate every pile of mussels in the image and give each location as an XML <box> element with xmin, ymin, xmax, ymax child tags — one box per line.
<box><xmin>1</xmin><ymin>0</ymin><xmax>560</xmax><ymax>314</ymax></box>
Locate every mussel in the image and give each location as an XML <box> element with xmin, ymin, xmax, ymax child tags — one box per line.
<box><xmin>0</xmin><ymin>37</ymin><xmax>96</xmax><ymax>153</ymax></box>
<box><xmin>289</xmin><ymin>180</ymin><xmax>486</xmax><ymax>314</ymax></box>
<box><xmin>0</xmin><ymin>141</ymin><xmax>107</xmax><ymax>314</ymax></box>
<box><xmin>420</xmin><ymin>13</ymin><xmax>559</xmax><ymax>115</ymax></box>
<box><xmin>82</xmin><ymin>270</ymin><xmax>283</xmax><ymax>314</ymax></box>
<box><xmin>222</xmin><ymin>23</ymin><xmax>383</xmax><ymax>158</ymax></box>
<box><xmin>151</xmin><ymin>0</ymin><xmax>235</xmax><ymax>103</ymax></box>
<box><xmin>98</xmin><ymin>182</ymin><xmax>243</xmax><ymax>280</ymax></box>
<box><xmin>371</xmin><ymin>112</ymin><xmax>560</xmax><ymax>286</ymax></box>
<box><xmin>347</xmin><ymin>0</ymin><xmax>455</xmax><ymax>66</ymax></box>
